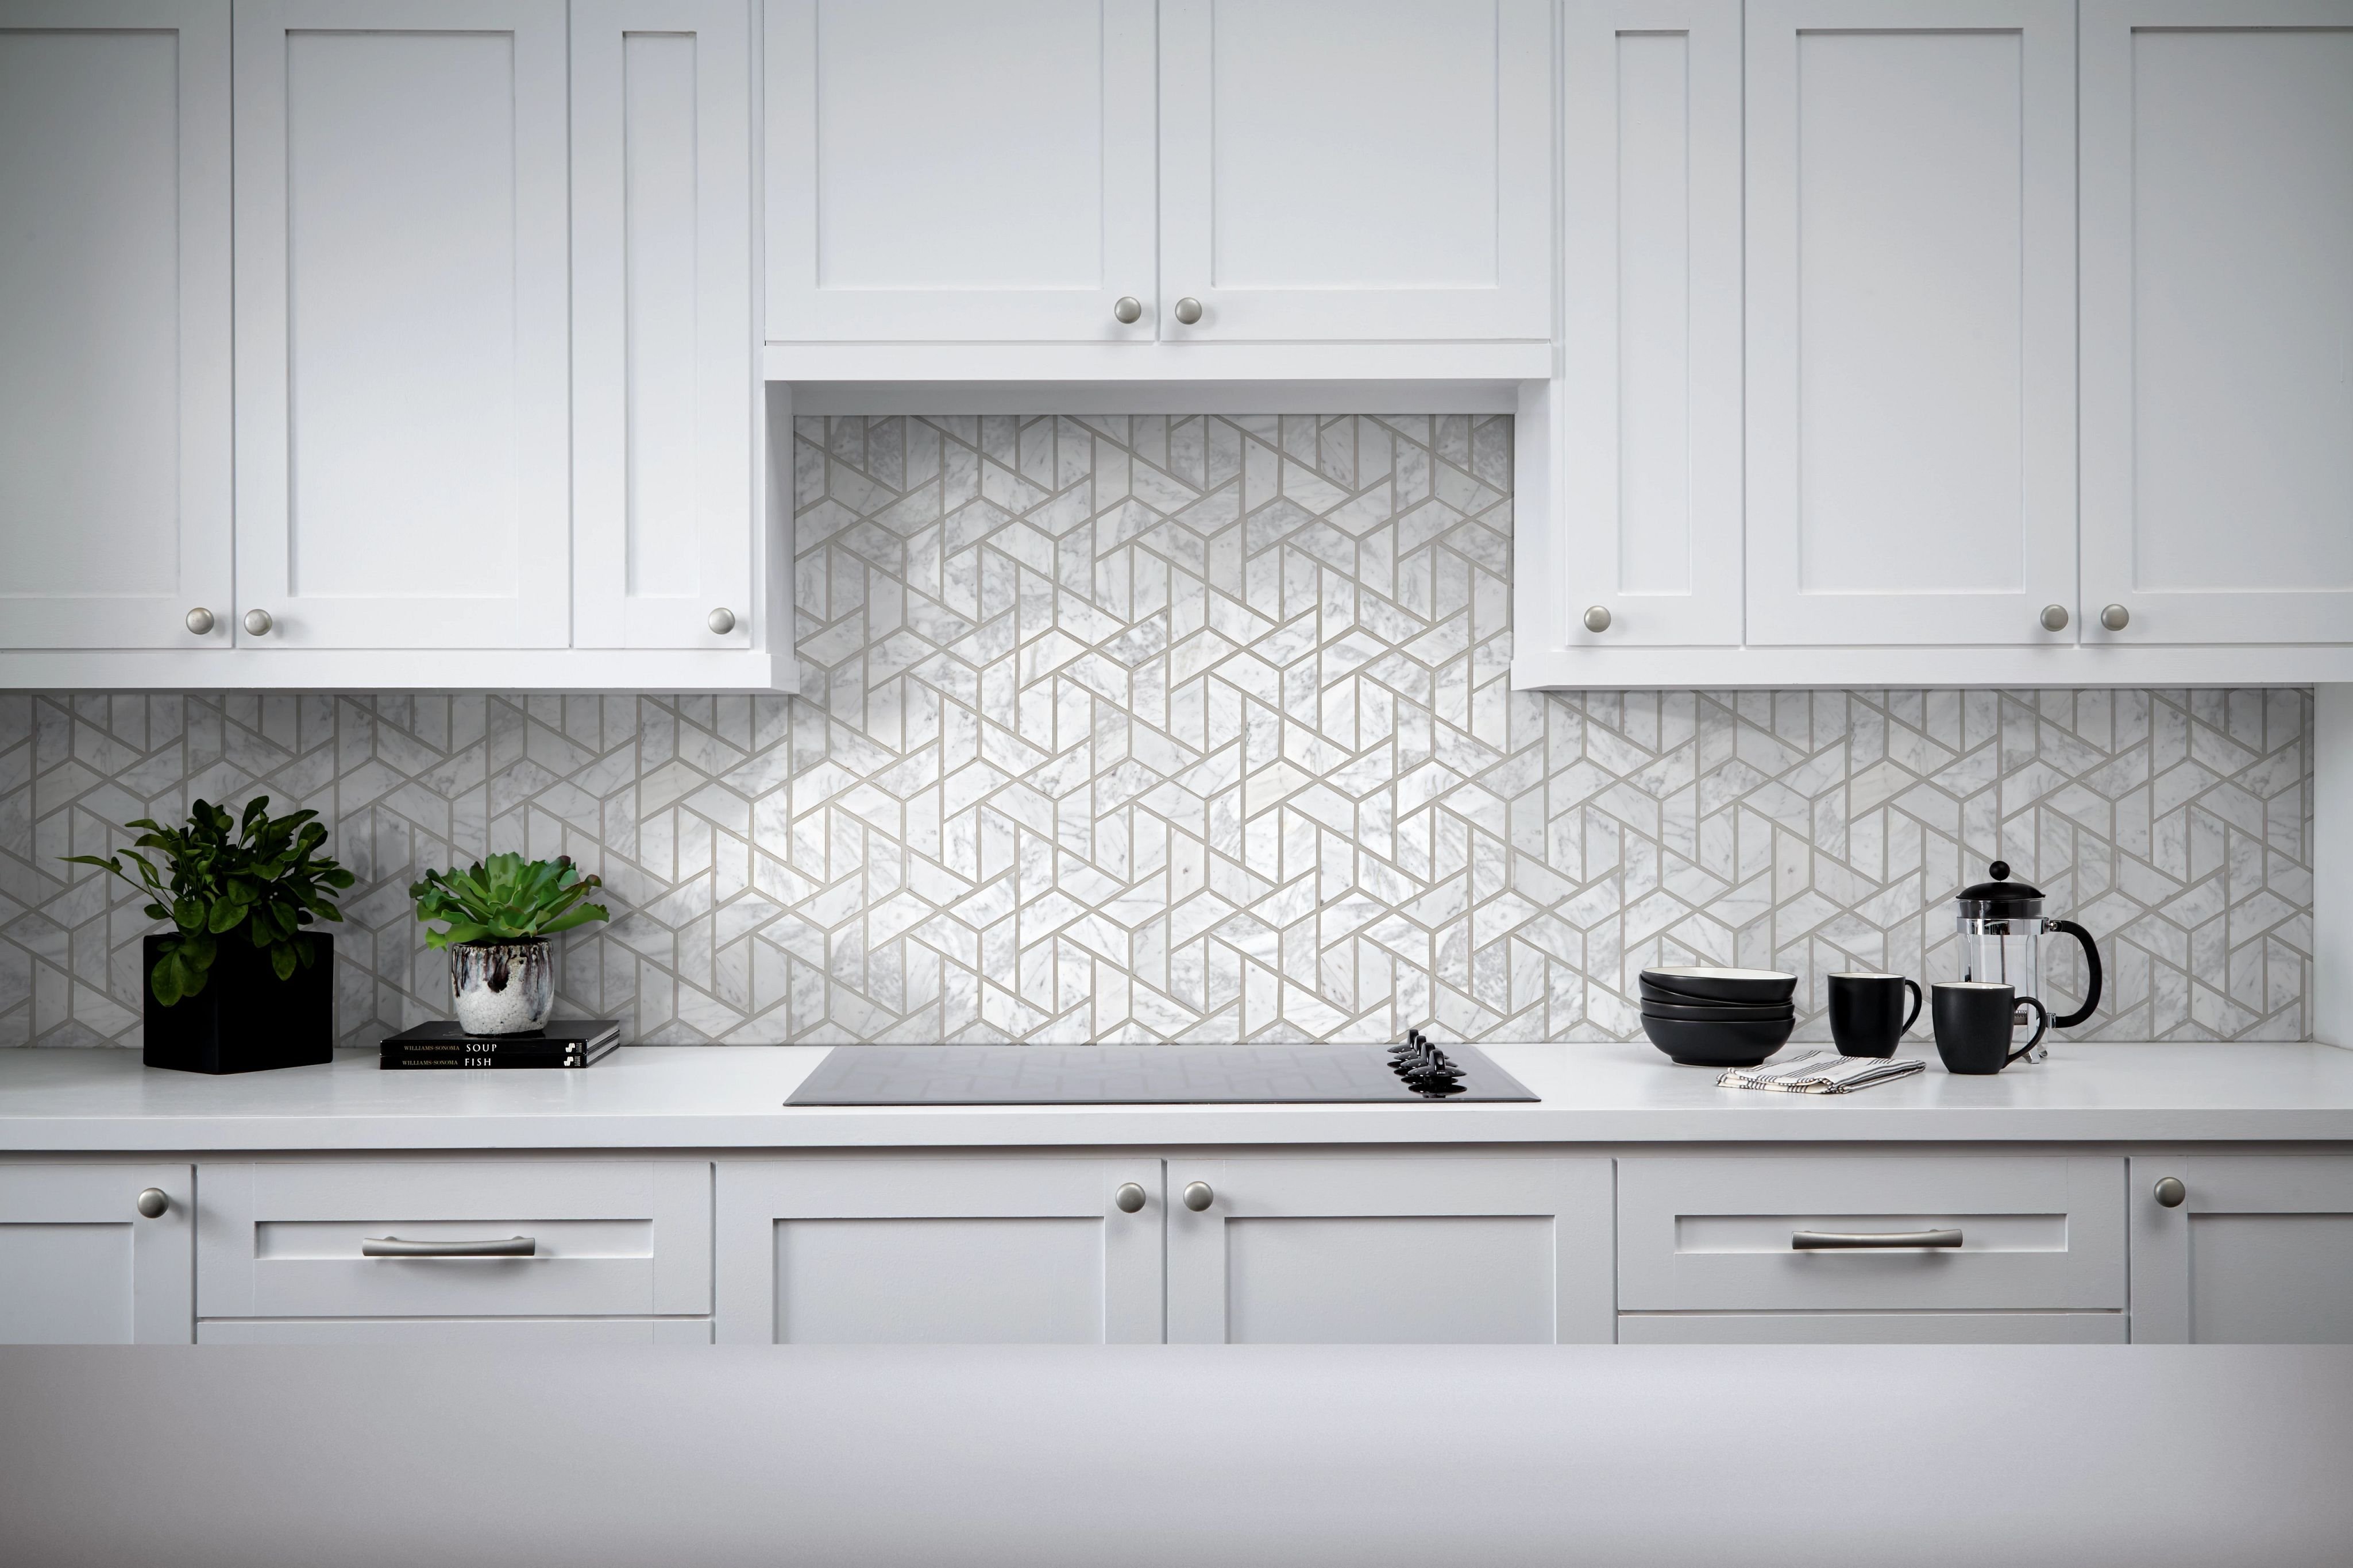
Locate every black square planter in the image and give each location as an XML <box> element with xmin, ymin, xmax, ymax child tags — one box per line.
<box><xmin>141</xmin><ymin>933</ymin><xmax>335</xmax><ymax>1073</ymax></box>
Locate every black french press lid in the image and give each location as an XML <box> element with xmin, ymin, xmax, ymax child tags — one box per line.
<box><xmin>1957</xmin><ymin>860</ymin><xmax>2044</xmax><ymax>917</ymax></box>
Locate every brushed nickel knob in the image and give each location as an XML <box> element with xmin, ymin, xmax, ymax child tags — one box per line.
<box><xmin>2040</xmin><ymin>604</ymin><xmax>2069</xmax><ymax>632</ymax></box>
<box><xmin>2153</xmin><ymin>1176</ymin><xmax>2186</xmax><ymax>1209</ymax></box>
<box><xmin>1114</xmin><ymin>1182</ymin><xmax>1147</xmax><ymax>1214</ymax></box>
<box><xmin>1112</xmin><ymin>295</ymin><xmax>1143</xmax><ymax>325</ymax></box>
<box><xmin>136</xmin><ymin>1188</ymin><xmax>168</xmax><ymax>1218</ymax></box>
<box><xmin>242</xmin><ymin>608</ymin><xmax>272</xmax><ymax>636</ymax></box>
<box><xmin>1173</xmin><ymin>296</ymin><xmax>1203</xmax><ymax>326</ymax></box>
<box><xmin>185</xmin><ymin>607</ymin><xmax>215</xmax><ymax>636</ymax></box>
<box><xmin>707</xmin><ymin>607</ymin><xmax>736</xmax><ymax>635</ymax></box>
<box><xmin>2100</xmin><ymin>604</ymin><xmax>2130</xmax><ymax>632</ymax></box>
<box><xmin>1182</xmin><ymin>1180</ymin><xmax>1214</xmax><ymax>1212</ymax></box>
<box><xmin>1583</xmin><ymin>605</ymin><xmax>1613</xmax><ymax>634</ymax></box>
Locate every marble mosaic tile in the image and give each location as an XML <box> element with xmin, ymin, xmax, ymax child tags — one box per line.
<box><xmin>0</xmin><ymin>415</ymin><xmax>2315</xmax><ymax>1048</ymax></box>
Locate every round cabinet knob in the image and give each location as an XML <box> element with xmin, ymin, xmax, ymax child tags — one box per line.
<box><xmin>1112</xmin><ymin>295</ymin><xmax>1143</xmax><ymax>325</ymax></box>
<box><xmin>2040</xmin><ymin>604</ymin><xmax>2070</xmax><ymax>632</ymax></box>
<box><xmin>2153</xmin><ymin>1176</ymin><xmax>2187</xmax><ymax>1209</ymax></box>
<box><xmin>1114</xmin><ymin>1182</ymin><xmax>1147</xmax><ymax>1214</ymax></box>
<box><xmin>136</xmin><ymin>1188</ymin><xmax>169</xmax><ymax>1219</ymax></box>
<box><xmin>1583</xmin><ymin>605</ymin><xmax>1613</xmax><ymax>634</ymax></box>
<box><xmin>707</xmin><ymin>607</ymin><xmax>736</xmax><ymax>635</ymax></box>
<box><xmin>1182</xmin><ymin>1181</ymin><xmax>1215</xmax><ymax>1212</ymax></box>
<box><xmin>185</xmin><ymin>607</ymin><xmax>216</xmax><ymax>636</ymax></box>
<box><xmin>1173</xmin><ymin>296</ymin><xmax>1203</xmax><ymax>326</ymax></box>
<box><xmin>242</xmin><ymin>608</ymin><xmax>273</xmax><ymax>636</ymax></box>
<box><xmin>2100</xmin><ymin>604</ymin><xmax>2131</xmax><ymax>632</ymax></box>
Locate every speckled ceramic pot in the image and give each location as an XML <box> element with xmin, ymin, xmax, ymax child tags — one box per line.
<box><xmin>449</xmin><ymin>939</ymin><xmax>554</xmax><ymax>1035</ymax></box>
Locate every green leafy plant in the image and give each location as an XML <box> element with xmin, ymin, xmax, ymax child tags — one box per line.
<box><xmin>408</xmin><ymin>853</ymin><xmax>610</xmax><ymax>949</ymax></box>
<box><xmin>64</xmin><ymin>797</ymin><xmax>353</xmax><ymax>1006</ymax></box>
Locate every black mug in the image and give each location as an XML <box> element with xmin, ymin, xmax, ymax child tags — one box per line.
<box><xmin>1827</xmin><ymin>973</ymin><xmax>1923</xmax><ymax>1058</ymax></box>
<box><xmin>1932</xmin><ymin>983</ymin><xmax>2049</xmax><ymax>1075</ymax></box>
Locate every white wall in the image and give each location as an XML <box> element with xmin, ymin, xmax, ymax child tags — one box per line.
<box><xmin>2318</xmin><ymin>685</ymin><xmax>2352</xmax><ymax>1047</ymax></box>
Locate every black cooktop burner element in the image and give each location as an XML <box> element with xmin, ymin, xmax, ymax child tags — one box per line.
<box><xmin>786</xmin><ymin>1038</ymin><xmax>1539</xmax><ymax>1106</ymax></box>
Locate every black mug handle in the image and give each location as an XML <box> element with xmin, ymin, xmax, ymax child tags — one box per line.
<box><xmin>2006</xmin><ymin>997</ymin><xmax>2050</xmax><ymax>1067</ymax></box>
<box><xmin>1900</xmin><ymin>978</ymin><xmax>1923</xmax><ymax>1036</ymax></box>
<box><xmin>2047</xmin><ymin>920</ymin><xmax>2103</xmax><ymax>1029</ymax></box>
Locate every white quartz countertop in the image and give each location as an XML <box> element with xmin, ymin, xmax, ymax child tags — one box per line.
<box><xmin>2</xmin><ymin>1041</ymin><xmax>2351</xmax><ymax>1151</ymax></box>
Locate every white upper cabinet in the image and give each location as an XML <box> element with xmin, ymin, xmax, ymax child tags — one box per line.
<box><xmin>764</xmin><ymin>0</ymin><xmax>1158</xmax><ymax>342</ymax></box>
<box><xmin>0</xmin><ymin>2</ymin><xmax>230</xmax><ymax>652</ymax></box>
<box><xmin>573</xmin><ymin>0</ymin><xmax>758</xmax><ymax>650</ymax></box>
<box><xmin>1553</xmin><ymin>0</ymin><xmax>1743</xmax><ymax>647</ymax></box>
<box><xmin>1743</xmin><ymin>0</ymin><xmax>2077</xmax><ymax>648</ymax></box>
<box><xmin>2080</xmin><ymin>0</ymin><xmax>2353</xmax><ymax>647</ymax></box>
<box><xmin>233</xmin><ymin>0</ymin><xmax>573</xmax><ymax>651</ymax></box>
<box><xmin>1158</xmin><ymin>0</ymin><xmax>1553</xmax><ymax>342</ymax></box>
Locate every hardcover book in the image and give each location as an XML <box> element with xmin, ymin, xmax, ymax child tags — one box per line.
<box><xmin>379</xmin><ymin>1019</ymin><xmax>622</xmax><ymax>1069</ymax></box>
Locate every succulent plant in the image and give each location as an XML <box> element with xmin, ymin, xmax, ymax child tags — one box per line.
<box><xmin>64</xmin><ymin>797</ymin><xmax>353</xmax><ymax>1006</ymax></box>
<box><xmin>408</xmin><ymin>853</ymin><xmax>610</xmax><ymax>949</ymax></box>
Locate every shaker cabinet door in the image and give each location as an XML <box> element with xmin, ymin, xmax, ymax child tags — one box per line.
<box><xmin>763</xmin><ymin>0</ymin><xmax>1158</xmax><ymax>343</ymax></box>
<box><xmin>232</xmin><ymin>0</ymin><xmax>573</xmax><ymax>650</ymax></box>
<box><xmin>572</xmin><ymin>0</ymin><xmax>758</xmax><ymax>650</ymax></box>
<box><xmin>2079</xmin><ymin>1</ymin><xmax>2353</xmax><ymax>646</ymax></box>
<box><xmin>1552</xmin><ymin>0</ymin><xmax>1743</xmax><ymax>647</ymax></box>
<box><xmin>1743</xmin><ymin>0</ymin><xmax>2077</xmax><ymax>647</ymax></box>
<box><xmin>0</xmin><ymin>1164</ymin><xmax>193</xmax><ymax>1345</ymax></box>
<box><xmin>2130</xmin><ymin>1154</ymin><xmax>2353</xmax><ymax>1343</ymax></box>
<box><xmin>1156</xmin><ymin>0</ymin><xmax>1553</xmax><ymax>343</ymax></box>
<box><xmin>0</xmin><ymin>2</ymin><xmax>231</xmax><ymax>652</ymax></box>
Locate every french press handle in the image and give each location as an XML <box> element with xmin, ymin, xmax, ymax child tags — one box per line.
<box><xmin>2045</xmin><ymin>919</ymin><xmax>2103</xmax><ymax>1029</ymax></box>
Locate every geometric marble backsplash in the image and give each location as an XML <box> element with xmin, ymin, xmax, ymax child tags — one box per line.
<box><xmin>0</xmin><ymin>413</ymin><xmax>2314</xmax><ymax>1049</ymax></box>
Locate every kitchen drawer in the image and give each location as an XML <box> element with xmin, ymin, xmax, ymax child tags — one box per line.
<box><xmin>1617</xmin><ymin>1156</ymin><xmax>2124</xmax><ymax>1312</ymax></box>
<box><xmin>198</xmin><ymin>1317</ymin><xmax>712</xmax><ymax>1345</ymax></box>
<box><xmin>198</xmin><ymin>1160</ymin><xmax>710</xmax><ymax>1319</ymax></box>
<box><xmin>1618</xmin><ymin>1312</ymin><xmax>2126</xmax><ymax>1345</ymax></box>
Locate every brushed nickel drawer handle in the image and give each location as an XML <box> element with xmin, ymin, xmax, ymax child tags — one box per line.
<box><xmin>361</xmin><ymin>1235</ymin><xmax>536</xmax><ymax>1258</ymax></box>
<box><xmin>1792</xmin><ymin>1229</ymin><xmax>1962</xmax><ymax>1250</ymax></box>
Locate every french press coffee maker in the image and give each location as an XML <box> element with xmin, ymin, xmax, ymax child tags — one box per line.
<box><xmin>1953</xmin><ymin>862</ymin><xmax>2104</xmax><ymax>1062</ymax></box>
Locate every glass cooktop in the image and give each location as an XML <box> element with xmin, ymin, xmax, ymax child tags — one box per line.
<box><xmin>785</xmin><ymin>1040</ymin><xmax>1538</xmax><ymax>1106</ymax></box>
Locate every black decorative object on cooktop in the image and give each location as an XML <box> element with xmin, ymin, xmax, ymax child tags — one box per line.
<box><xmin>786</xmin><ymin>1036</ymin><xmax>1537</xmax><ymax>1106</ymax></box>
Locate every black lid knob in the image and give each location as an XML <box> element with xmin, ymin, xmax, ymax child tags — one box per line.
<box><xmin>1989</xmin><ymin>860</ymin><xmax>2009</xmax><ymax>879</ymax></box>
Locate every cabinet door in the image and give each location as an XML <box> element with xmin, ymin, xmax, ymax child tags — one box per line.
<box><xmin>715</xmin><ymin>1157</ymin><xmax>1165</xmax><ymax>1343</ymax></box>
<box><xmin>1158</xmin><ymin>0</ymin><xmax>1552</xmax><ymax>342</ymax></box>
<box><xmin>0</xmin><ymin>2</ymin><xmax>230</xmax><ymax>651</ymax></box>
<box><xmin>2131</xmin><ymin>1154</ymin><xmax>2353</xmax><ymax>1343</ymax></box>
<box><xmin>573</xmin><ymin>0</ymin><xmax>757</xmax><ymax>648</ymax></box>
<box><xmin>1166</xmin><ymin>1156</ymin><xmax>1613</xmax><ymax>1344</ymax></box>
<box><xmin>2080</xmin><ymin>1</ymin><xmax>2353</xmax><ymax>646</ymax></box>
<box><xmin>1554</xmin><ymin>0</ymin><xmax>1743</xmax><ymax>646</ymax></box>
<box><xmin>233</xmin><ymin>0</ymin><xmax>571</xmax><ymax>650</ymax></box>
<box><xmin>0</xmin><ymin>1164</ymin><xmax>192</xmax><ymax>1344</ymax></box>
<box><xmin>1745</xmin><ymin>1</ymin><xmax>2076</xmax><ymax>647</ymax></box>
<box><xmin>763</xmin><ymin>0</ymin><xmax>1158</xmax><ymax>342</ymax></box>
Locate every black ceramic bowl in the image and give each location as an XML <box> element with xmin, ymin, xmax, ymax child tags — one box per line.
<box><xmin>1641</xmin><ymin>997</ymin><xmax>1797</xmax><ymax>1024</ymax></box>
<box><xmin>1640</xmin><ymin>1012</ymin><xmax>1796</xmax><ymax>1067</ymax></box>
<box><xmin>1640</xmin><ymin>966</ymin><xmax>1799</xmax><ymax>1005</ymax></box>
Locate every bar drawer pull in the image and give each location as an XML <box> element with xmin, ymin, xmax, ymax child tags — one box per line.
<box><xmin>361</xmin><ymin>1235</ymin><xmax>536</xmax><ymax>1258</ymax></box>
<box><xmin>1792</xmin><ymin>1229</ymin><xmax>1962</xmax><ymax>1251</ymax></box>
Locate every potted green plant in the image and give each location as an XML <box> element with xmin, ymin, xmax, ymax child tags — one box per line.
<box><xmin>65</xmin><ymin>797</ymin><xmax>353</xmax><ymax>1073</ymax></box>
<box><xmin>408</xmin><ymin>853</ymin><xmax>610</xmax><ymax>1035</ymax></box>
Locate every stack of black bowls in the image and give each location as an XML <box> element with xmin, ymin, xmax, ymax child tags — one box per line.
<box><xmin>1639</xmin><ymin>967</ymin><xmax>1797</xmax><ymax>1066</ymax></box>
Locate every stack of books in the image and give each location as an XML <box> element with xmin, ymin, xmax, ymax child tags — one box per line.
<box><xmin>380</xmin><ymin>1019</ymin><xmax>622</xmax><ymax>1070</ymax></box>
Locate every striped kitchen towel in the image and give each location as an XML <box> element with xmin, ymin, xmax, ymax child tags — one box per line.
<box><xmin>1718</xmin><ymin>1051</ymin><xmax>1927</xmax><ymax>1094</ymax></box>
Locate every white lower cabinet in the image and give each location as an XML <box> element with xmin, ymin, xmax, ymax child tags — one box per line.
<box><xmin>0</xmin><ymin>1163</ymin><xmax>193</xmax><ymax>1344</ymax></box>
<box><xmin>715</xmin><ymin>1156</ymin><xmax>1167</xmax><ymax>1344</ymax></box>
<box><xmin>1617</xmin><ymin>1154</ymin><xmax>2127</xmax><ymax>1343</ymax></box>
<box><xmin>1167</xmin><ymin>1156</ymin><xmax>1615</xmax><ymax>1345</ymax></box>
<box><xmin>2129</xmin><ymin>1152</ymin><xmax>2353</xmax><ymax>1344</ymax></box>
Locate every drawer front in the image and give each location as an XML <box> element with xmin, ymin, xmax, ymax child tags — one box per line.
<box><xmin>1618</xmin><ymin>1155</ymin><xmax>2124</xmax><ymax>1312</ymax></box>
<box><xmin>199</xmin><ymin>1160</ymin><xmax>710</xmax><ymax>1319</ymax></box>
<box><xmin>1618</xmin><ymin>1312</ymin><xmax>2127</xmax><ymax>1345</ymax></box>
<box><xmin>199</xmin><ymin>1317</ymin><xmax>712</xmax><ymax>1345</ymax></box>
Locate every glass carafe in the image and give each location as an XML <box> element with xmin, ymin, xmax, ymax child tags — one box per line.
<box><xmin>1954</xmin><ymin>862</ymin><xmax>2104</xmax><ymax>1061</ymax></box>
